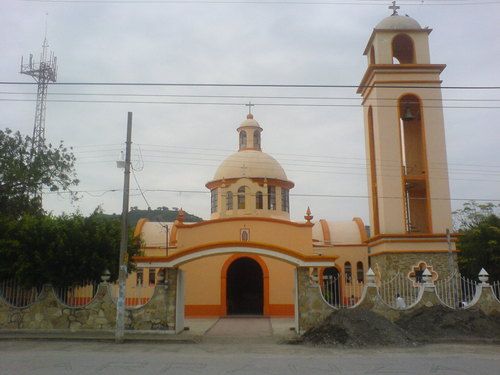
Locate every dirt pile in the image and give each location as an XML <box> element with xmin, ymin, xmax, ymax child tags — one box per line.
<box><xmin>301</xmin><ymin>309</ymin><xmax>416</xmax><ymax>347</ymax></box>
<box><xmin>395</xmin><ymin>305</ymin><xmax>500</xmax><ymax>341</ymax></box>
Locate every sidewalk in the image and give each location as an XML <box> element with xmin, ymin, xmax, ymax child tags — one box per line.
<box><xmin>0</xmin><ymin>317</ymin><xmax>297</xmax><ymax>344</ymax></box>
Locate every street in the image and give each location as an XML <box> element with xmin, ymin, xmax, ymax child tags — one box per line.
<box><xmin>0</xmin><ymin>340</ymin><xmax>498</xmax><ymax>375</ymax></box>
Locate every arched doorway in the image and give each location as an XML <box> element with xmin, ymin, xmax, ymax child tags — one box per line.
<box><xmin>322</xmin><ymin>267</ymin><xmax>340</xmax><ymax>306</ymax></box>
<box><xmin>226</xmin><ymin>257</ymin><xmax>263</xmax><ymax>315</ymax></box>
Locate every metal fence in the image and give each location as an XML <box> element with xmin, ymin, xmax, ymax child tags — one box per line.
<box><xmin>109</xmin><ymin>282</ymin><xmax>154</xmax><ymax>307</ymax></box>
<box><xmin>377</xmin><ymin>273</ymin><xmax>420</xmax><ymax>309</ymax></box>
<box><xmin>320</xmin><ymin>273</ymin><xmax>364</xmax><ymax>308</ymax></box>
<box><xmin>0</xmin><ymin>279</ymin><xmax>42</xmax><ymax>307</ymax></box>
<box><xmin>54</xmin><ymin>281</ymin><xmax>100</xmax><ymax>307</ymax></box>
<box><xmin>435</xmin><ymin>272</ymin><xmax>477</xmax><ymax>309</ymax></box>
<box><xmin>491</xmin><ymin>280</ymin><xmax>500</xmax><ymax>302</ymax></box>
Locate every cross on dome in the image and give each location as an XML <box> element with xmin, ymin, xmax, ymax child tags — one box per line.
<box><xmin>389</xmin><ymin>1</ymin><xmax>400</xmax><ymax>16</ymax></box>
<box><xmin>245</xmin><ymin>101</ymin><xmax>255</xmax><ymax>119</ymax></box>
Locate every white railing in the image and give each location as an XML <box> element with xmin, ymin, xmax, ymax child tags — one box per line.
<box><xmin>435</xmin><ymin>272</ymin><xmax>477</xmax><ymax>309</ymax></box>
<box><xmin>109</xmin><ymin>281</ymin><xmax>155</xmax><ymax>307</ymax></box>
<box><xmin>377</xmin><ymin>273</ymin><xmax>420</xmax><ymax>309</ymax></box>
<box><xmin>320</xmin><ymin>274</ymin><xmax>364</xmax><ymax>308</ymax></box>
<box><xmin>0</xmin><ymin>279</ymin><xmax>42</xmax><ymax>307</ymax></box>
<box><xmin>54</xmin><ymin>280</ymin><xmax>99</xmax><ymax>307</ymax></box>
<box><xmin>492</xmin><ymin>280</ymin><xmax>500</xmax><ymax>302</ymax></box>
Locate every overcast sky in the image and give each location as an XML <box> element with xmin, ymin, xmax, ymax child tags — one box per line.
<box><xmin>1</xmin><ymin>0</ymin><xmax>499</xmax><ymax>225</ymax></box>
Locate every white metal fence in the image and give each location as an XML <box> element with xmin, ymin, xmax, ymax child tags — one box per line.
<box><xmin>377</xmin><ymin>273</ymin><xmax>420</xmax><ymax>309</ymax></box>
<box><xmin>491</xmin><ymin>280</ymin><xmax>500</xmax><ymax>302</ymax></box>
<box><xmin>320</xmin><ymin>273</ymin><xmax>364</xmax><ymax>308</ymax></box>
<box><xmin>435</xmin><ymin>272</ymin><xmax>477</xmax><ymax>309</ymax></box>
<box><xmin>109</xmin><ymin>281</ymin><xmax>154</xmax><ymax>307</ymax></box>
<box><xmin>0</xmin><ymin>279</ymin><xmax>42</xmax><ymax>307</ymax></box>
<box><xmin>54</xmin><ymin>281</ymin><xmax>100</xmax><ymax>307</ymax></box>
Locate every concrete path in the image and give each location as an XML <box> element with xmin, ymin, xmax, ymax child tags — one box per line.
<box><xmin>205</xmin><ymin>317</ymin><xmax>272</xmax><ymax>337</ymax></box>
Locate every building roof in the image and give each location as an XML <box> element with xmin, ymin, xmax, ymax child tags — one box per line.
<box><xmin>375</xmin><ymin>14</ymin><xmax>421</xmax><ymax>30</ymax></box>
<box><xmin>212</xmin><ymin>149</ymin><xmax>289</xmax><ymax>181</ymax></box>
<box><xmin>312</xmin><ymin>219</ymin><xmax>367</xmax><ymax>245</ymax></box>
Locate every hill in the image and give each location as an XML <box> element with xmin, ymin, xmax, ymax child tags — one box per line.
<box><xmin>102</xmin><ymin>206</ymin><xmax>203</xmax><ymax>227</ymax></box>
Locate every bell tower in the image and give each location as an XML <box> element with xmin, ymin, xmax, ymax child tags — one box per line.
<box><xmin>358</xmin><ymin>5</ymin><xmax>457</xmax><ymax>278</ymax></box>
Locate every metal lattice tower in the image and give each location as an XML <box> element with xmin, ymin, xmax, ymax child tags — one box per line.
<box><xmin>20</xmin><ymin>37</ymin><xmax>57</xmax><ymax>156</ymax></box>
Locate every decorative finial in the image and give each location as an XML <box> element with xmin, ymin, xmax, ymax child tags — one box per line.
<box><xmin>389</xmin><ymin>1</ymin><xmax>400</xmax><ymax>16</ymax></box>
<box><xmin>177</xmin><ymin>208</ymin><xmax>185</xmax><ymax>223</ymax></box>
<box><xmin>304</xmin><ymin>206</ymin><xmax>313</xmax><ymax>222</ymax></box>
<box><xmin>245</xmin><ymin>101</ymin><xmax>255</xmax><ymax>119</ymax></box>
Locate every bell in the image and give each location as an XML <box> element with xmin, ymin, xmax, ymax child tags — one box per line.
<box><xmin>402</xmin><ymin>107</ymin><xmax>415</xmax><ymax>121</ymax></box>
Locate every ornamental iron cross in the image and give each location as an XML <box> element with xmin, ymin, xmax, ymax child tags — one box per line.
<box><xmin>245</xmin><ymin>101</ymin><xmax>255</xmax><ymax>115</ymax></box>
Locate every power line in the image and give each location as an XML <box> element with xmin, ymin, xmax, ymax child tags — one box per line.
<box><xmin>41</xmin><ymin>187</ymin><xmax>500</xmax><ymax>202</ymax></box>
<box><xmin>2</xmin><ymin>98</ymin><xmax>499</xmax><ymax>109</ymax></box>
<box><xmin>2</xmin><ymin>82</ymin><xmax>500</xmax><ymax>89</ymax></box>
<box><xmin>3</xmin><ymin>91</ymin><xmax>500</xmax><ymax>102</ymax></box>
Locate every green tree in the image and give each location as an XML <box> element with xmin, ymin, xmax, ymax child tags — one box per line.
<box><xmin>0</xmin><ymin>211</ymin><xmax>140</xmax><ymax>287</ymax></box>
<box><xmin>0</xmin><ymin>128</ymin><xmax>78</xmax><ymax>218</ymax></box>
<box><xmin>454</xmin><ymin>202</ymin><xmax>500</xmax><ymax>281</ymax></box>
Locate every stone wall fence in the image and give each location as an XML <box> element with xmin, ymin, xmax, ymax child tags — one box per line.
<box><xmin>0</xmin><ymin>268</ymin><xmax>184</xmax><ymax>334</ymax></box>
<box><xmin>297</xmin><ymin>267</ymin><xmax>500</xmax><ymax>333</ymax></box>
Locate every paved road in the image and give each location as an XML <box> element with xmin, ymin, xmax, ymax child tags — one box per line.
<box><xmin>0</xmin><ymin>340</ymin><xmax>499</xmax><ymax>375</ymax></box>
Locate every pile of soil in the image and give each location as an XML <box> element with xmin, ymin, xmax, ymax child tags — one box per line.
<box><xmin>301</xmin><ymin>309</ymin><xmax>416</xmax><ymax>347</ymax></box>
<box><xmin>300</xmin><ymin>306</ymin><xmax>500</xmax><ymax>347</ymax></box>
<box><xmin>395</xmin><ymin>305</ymin><xmax>500</xmax><ymax>341</ymax></box>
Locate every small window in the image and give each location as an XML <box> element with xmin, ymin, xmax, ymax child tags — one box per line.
<box><xmin>210</xmin><ymin>188</ymin><xmax>218</xmax><ymax>213</ymax></box>
<box><xmin>268</xmin><ymin>186</ymin><xmax>276</xmax><ymax>210</ymax></box>
<box><xmin>226</xmin><ymin>191</ymin><xmax>233</xmax><ymax>210</ymax></box>
<box><xmin>281</xmin><ymin>188</ymin><xmax>289</xmax><ymax>212</ymax></box>
<box><xmin>357</xmin><ymin>262</ymin><xmax>364</xmax><ymax>283</ymax></box>
<box><xmin>238</xmin><ymin>186</ymin><xmax>246</xmax><ymax>209</ymax></box>
<box><xmin>239</xmin><ymin>131</ymin><xmax>247</xmax><ymax>149</ymax></box>
<box><xmin>136</xmin><ymin>269</ymin><xmax>144</xmax><ymax>286</ymax></box>
<box><xmin>345</xmin><ymin>262</ymin><xmax>352</xmax><ymax>283</ymax></box>
<box><xmin>253</xmin><ymin>130</ymin><xmax>260</xmax><ymax>149</ymax></box>
<box><xmin>149</xmin><ymin>269</ymin><xmax>156</xmax><ymax>286</ymax></box>
<box><xmin>256</xmin><ymin>191</ymin><xmax>263</xmax><ymax>209</ymax></box>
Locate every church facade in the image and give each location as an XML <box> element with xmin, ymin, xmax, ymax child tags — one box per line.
<box><xmin>132</xmin><ymin>8</ymin><xmax>458</xmax><ymax>318</ymax></box>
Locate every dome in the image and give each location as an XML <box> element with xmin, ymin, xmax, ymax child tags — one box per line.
<box><xmin>212</xmin><ymin>150</ymin><xmax>288</xmax><ymax>181</ymax></box>
<box><xmin>237</xmin><ymin>115</ymin><xmax>261</xmax><ymax>130</ymax></box>
<box><xmin>375</xmin><ymin>14</ymin><xmax>421</xmax><ymax>30</ymax></box>
<box><xmin>312</xmin><ymin>219</ymin><xmax>367</xmax><ymax>245</ymax></box>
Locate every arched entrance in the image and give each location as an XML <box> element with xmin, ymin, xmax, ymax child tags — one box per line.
<box><xmin>226</xmin><ymin>257</ymin><xmax>263</xmax><ymax>315</ymax></box>
<box><xmin>322</xmin><ymin>266</ymin><xmax>341</xmax><ymax>306</ymax></box>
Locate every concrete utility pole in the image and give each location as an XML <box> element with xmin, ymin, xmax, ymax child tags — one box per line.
<box><xmin>115</xmin><ymin>112</ymin><xmax>132</xmax><ymax>343</ymax></box>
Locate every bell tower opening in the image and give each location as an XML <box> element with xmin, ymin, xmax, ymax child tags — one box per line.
<box><xmin>392</xmin><ymin>33</ymin><xmax>415</xmax><ymax>64</ymax></box>
<box><xmin>226</xmin><ymin>257</ymin><xmax>264</xmax><ymax>315</ymax></box>
<box><xmin>399</xmin><ymin>94</ymin><xmax>430</xmax><ymax>233</ymax></box>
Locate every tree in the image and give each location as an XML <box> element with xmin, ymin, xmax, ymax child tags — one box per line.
<box><xmin>0</xmin><ymin>128</ymin><xmax>78</xmax><ymax>218</ymax></box>
<box><xmin>454</xmin><ymin>202</ymin><xmax>500</xmax><ymax>281</ymax></box>
<box><xmin>0</xmin><ymin>211</ymin><xmax>141</xmax><ymax>287</ymax></box>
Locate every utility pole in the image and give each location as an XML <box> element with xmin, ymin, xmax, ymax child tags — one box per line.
<box><xmin>115</xmin><ymin>112</ymin><xmax>132</xmax><ymax>343</ymax></box>
<box><xmin>20</xmin><ymin>36</ymin><xmax>57</xmax><ymax>157</ymax></box>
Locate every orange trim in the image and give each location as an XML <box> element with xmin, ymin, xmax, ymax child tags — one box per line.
<box><xmin>319</xmin><ymin>219</ymin><xmax>331</xmax><ymax>244</ymax></box>
<box><xmin>314</xmin><ymin>243</ymin><xmax>366</xmax><ymax>248</ymax></box>
<box><xmin>169</xmin><ymin>223</ymin><xmax>178</xmax><ymax>246</ymax></box>
<box><xmin>352</xmin><ymin>217</ymin><xmax>368</xmax><ymax>242</ymax></box>
<box><xmin>367</xmin><ymin>106</ymin><xmax>380</xmax><ymax>236</ymax></box>
<box><xmin>134</xmin><ymin>241</ymin><xmax>338</xmax><ymax>265</ymax></box>
<box><xmin>184</xmin><ymin>304</ymin><xmax>294</xmax><ymax>317</ymax></box>
<box><xmin>268</xmin><ymin>304</ymin><xmax>294</xmax><ymax>316</ymax></box>
<box><xmin>369</xmin><ymin>249</ymin><xmax>459</xmax><ymax>257</ymax></box>
<box><xmin>220</xmin><ymin>254</ymin><xmax>270</xmax><ymax>316</ymax></box>
<box><xmin>185</xmin><ymin>304</ymin><xmax>224</xmax><ymax>317</ymax></box>
<box><xmin>368</xmin><ymin>238</ymin><xmax>457</xmax><ymax>247</ymax></box>
<box><xmin>175</xmin><ymin>216</ymin><xmax>313</xmax><ymax>229</ymax></box>
<box><xmin>368</xmin><ymin>233</ymin><xmax>458</xmax><ymax>241</ymax></box>
<box><xmin>134</xmin><ymin>218</ymin><xmax>149</xmax><ymax>238</ymax></box>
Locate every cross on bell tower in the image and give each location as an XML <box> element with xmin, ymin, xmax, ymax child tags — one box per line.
<box><xmin>389</xmin><ymin>1</ymin><xmax>400</xmax><ymax>15</ymax></box>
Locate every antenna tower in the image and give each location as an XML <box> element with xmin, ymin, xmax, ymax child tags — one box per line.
<box><xmin>20</xmin><ymin>37</ymin><xmax>58</xmax><ymax>156</ymax></box>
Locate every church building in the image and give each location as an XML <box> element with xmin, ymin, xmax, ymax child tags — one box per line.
<box><xmin>132</xmin><ymin>6</ymin><xmax>458</xmax><ymax>318</ymax></box>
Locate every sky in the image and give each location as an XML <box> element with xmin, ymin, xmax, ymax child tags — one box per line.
<box><xmin>1</xmin><ymin>0</ymin><xmax>499</xmax><ymax>225</ymax></box>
